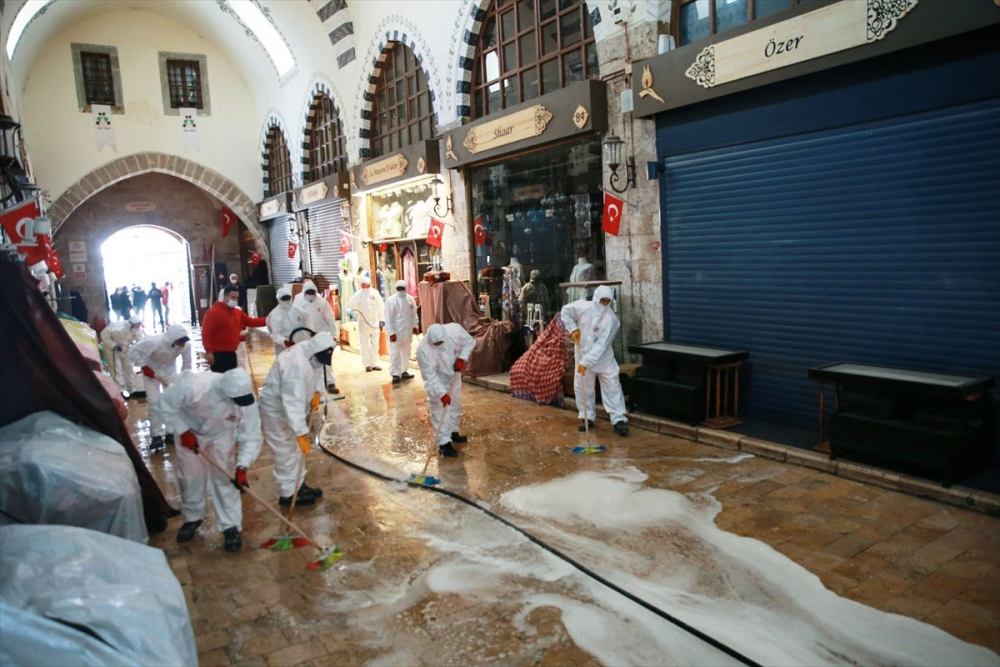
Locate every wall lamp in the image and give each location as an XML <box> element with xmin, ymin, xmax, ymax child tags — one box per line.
<box><xmin>603</xmin><ymin>135</ymin><xmax>636</xmax><ymax>194</ymax></box>
<box><xmin>430</xmin><ymin>175</ymin><xmax>453</xmax><ymax>217</ymax></box>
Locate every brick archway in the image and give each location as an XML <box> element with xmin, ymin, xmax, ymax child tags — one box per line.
<box><xmin>49</xmin><ymin>152</ymin><xmax>265</xmax><ymax>261</ymax></box>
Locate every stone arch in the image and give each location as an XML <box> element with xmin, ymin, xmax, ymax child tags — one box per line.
<box><xmin>309</xmin><ymin>0</ymin><xmax>357</xmax><ymax>69</ymax></box>
<box><xmin>297</xmin><ymin>74</ymin><xmax>351</xmax><ymax>184</ymax></box>
<box><xmin>357</xmin><ymin>18</ymin><xmax>444</xmax><ymax>160</ymax></box>
<box><xmin>451</xmin><ymin>0</ymin><xmax>605</xmax><ymax>123</ymax></box>
<box><xmin>49</xmin><ymin>152</ymin><xmax>267</xmax><ymax>264</ymax></box>
<box><xmin>258</xmin><ymin>109</ymin><xmax>296</xmax><ymax>196</ymax></box>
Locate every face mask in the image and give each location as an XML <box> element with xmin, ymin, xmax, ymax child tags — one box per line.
<box><xmin>227</xmin><ymin>298</ymin><xmax>239</xmax><ymax>308</ymax></box>
<box><xmin>306</xmin><ymin>293</ymin><xmax>316</xmax><ymax>302</ymax></box>
<box><xmin>313</xmin><ymin>350</ymin><xmax>333</xmax><ymax>366</ymax></box>
<box><xmin>279</xmin><ymin>299</ymin><xmax>291</xmax><ymax>308</ymax></box>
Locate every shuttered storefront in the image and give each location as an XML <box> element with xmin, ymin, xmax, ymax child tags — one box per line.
<box><xmin>656</xmin><ymin>40</ymin><xmax>1000</xmax><ymax>429</ymax></box>
<box><xmin>306</xmin><ymin>201</ymin><xmax>346</xmax><ymax>292</ymax></box>
<box><xmin>267</xmin><ymin>214</ymin><xmax>300</xmax><ymax>287</ymax></box>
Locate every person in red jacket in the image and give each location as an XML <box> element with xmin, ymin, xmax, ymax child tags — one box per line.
<box><xmin>202</xmin><ymin>286</ymin><xmax>267</xmax><ymax>373</ymax></box>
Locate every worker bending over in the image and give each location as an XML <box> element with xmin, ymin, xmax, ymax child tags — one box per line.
<box><xmin>259</xmin><ymin>332</ymin><xmax>334</xmax><ymax>505</ymax></box>
<box><xmin>383</xmin><ymin>280</ymin><xmax>418</xmax><ymax>384</ymax></box>
<box><xmin>294</xmin><ymin>279</ymin><xmax>340</xmax><ymax>393</ymax></box>
<box><xmin>561</xmin><ymin>284</ymin><xmax>629</xmax><ymax>436</ymax></box>
<box><xmin>130</xmin><ymin>324</ymin><xmax>192</xmax><ymax>450</ymax></box>
<box><xmin>346</xmin><ymin>274</ymin><xmax>385</xmax><ymax>373</ymax></box>
<box><xmin>160</xmin><ymin>368</ymin><xmax>262</xmax><ymax>552</ymax></box>
<box><xmin>416</xmin><ymin>323</ymin><xmax>475</xmax><ymax>457</ymax></box>
<box><xmin>101</xmin><ymin>314</ymin><xmax>143</xmax><ymax>396</ymax></box>
<box><xmin>267</xmin><ymin>286</ymin><xmax>306</xmax><ymax>357</ymax></box>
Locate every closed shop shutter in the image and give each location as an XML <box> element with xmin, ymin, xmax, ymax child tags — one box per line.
<box><xmin>657</xmin><ymin>49</ymin><xmax>1000</xmax><ymax>429</ymax></box>
<box><xmin>267</xmin><ymin>214</ymin><xmax>300</xmax><ymax>287</ymax></box>
<box><xmin>306</xmin><ymin>200</ymin><xmax>346</xmax><ymax>292</ymax></box>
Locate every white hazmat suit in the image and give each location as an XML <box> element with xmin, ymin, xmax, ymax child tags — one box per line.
<box><xmin>416</xmin><ymin>323</ymin><xmax>475</xmax><ymax>447</ymax></box>
<box><xmin>346</xmin><ymin>280</ymin><xmax>385</xmax><ymax>370</ymax></box>
<box><xmin>129</xmin><ymin>324</ymin><xmax>193</xmax><ymax>438</ymax></box>
<box><xmin>383</xmin><ymin>280</ymin><xmax>418</xmax><ymax>379</ymax></box>
<box><xmin>101</xmin><ymin>316</ymin><xmax>142</xmax><ymax>392</ymax></box>
<box><xmin>160</xmin><ymin>369</ymin><xmax>263</xmax><ymax>532</ymax></box>
<box><xmin>294</xmin><ymin>279</ymin><xmax>340</xmax><ymax>391</ymax></box>
<box><xmin>560</xmin><ymin>284</ymin><xmax>627</xmax><ymax>426</ymax></box>
<box><xmin>267</xmin><ymin>286</ymin><xmax>307</xmax><ymax>357</ymax></box>
<box><xmin>259</xmin><ymin>332</ymin><xmax>332</xmax><ymax>497</ymax></box>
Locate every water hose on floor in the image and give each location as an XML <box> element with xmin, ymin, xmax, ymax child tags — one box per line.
<box><xmin>316</xmin><ymin>436</ymin><xmax>763</xmax><ymax>667</ymax></box>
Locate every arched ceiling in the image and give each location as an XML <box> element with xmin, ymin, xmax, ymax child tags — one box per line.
<box><xmin>3</xmin><ymin>0</ymin><xmax>319</xmax><ymax>104</ymax></box>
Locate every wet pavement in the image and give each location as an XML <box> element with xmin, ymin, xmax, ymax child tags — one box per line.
<box><xmin>128</xmin><ymin>330</ymin><xmax>1000</xmax><ymax>666</ymax></box>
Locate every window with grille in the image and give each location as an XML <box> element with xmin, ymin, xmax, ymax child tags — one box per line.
<box><xmin>308</xmin><ymin>95</ymin><xmax>347</xmax><ymax>181</ymax></box>
<box><xmin>675</xmin><ymin>0</ymin><xmax>809</xmax><ymax>46</ymax></box>
<box><xmin>267</xmin><ymin>125</ymin><xmax>293</xmax><ymax>195</ymax></box>
<box><xmin>471</xmin><ymin>0</ymin><xmax>598</xmax><ymax>119</ymax></box>
<box><xmin>166</xmin><ymin>59</ymin><xmax>203</xmax><ymax>109</ymax></box>
<box><xmin>370</xmin><ymin>43</ymin><xmax>434</xmax><ymax>158</ymax></box>
<box><xmin>81</xmin><ymin>51</ymin><xmax>115</xmax><ymax>106</ymax></box>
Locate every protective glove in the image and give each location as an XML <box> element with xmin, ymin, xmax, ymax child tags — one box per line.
<box><xmin>413</xmin><ymin>327</ymin><xmax>419</xmax><ymax>335</ymax></box>
<box><xmin>571</xmin><ymin>330</ymin><xmax>581</xmax><ymax>344</ymax></box>
<box><xmin>441</xmin><ymin>394</ymin><xmax>451</xmax><ymax>407</ymax></box>
<box><xmin>141</xmin><ymin>365</ymin><xmax>156</xmax><ymax>378</ymax></box>
<box><xmin>349</xmin><ymin>311</ymin><xmax>357</xmax><ymax>321</ymax></box>
<box><xmin>113</xmin><ymin>344</ymin><xmax>123</xmax><ymax>352</ymax></box>
<box><xmin>379</xmin><ymin>321</ymin><xmax>385</xmax><ymax>329</ymax></box>
<box><xmin>578</xmin><ymin>364</ymin><xmax>587</xmax><ymax>375</ymax></box>
<box><xmin>389</xmin><ymin>333</ymin><xmax>397</xmax><ymax>342</ymax></box>
<box><xmin>234</xmin><ymin>467</ymin><xmax>249</xmax><ymax>491</ymax></box>
<box><xmin>311</xmin><ymin>391</ymin><xmax>321</xmax><ymax>412</ymax></box>
<box><xmin>284</xmin><ymin>339</ymin><xmax>293</xmax><ymax>347</ymax></box>
<box><xmin>297</xmin><ymin>434</ymin><xmax>311</xmax><ymax>456</ymax></box>
<box><xmin>454</xmin><ymin>358</ymin><xmax>466</xmax><ymax>372</ymax></box>
<box><xmin>180</xmin><ymin>430</ymin><xmax>199</xmax><ymax>452</ymax></box>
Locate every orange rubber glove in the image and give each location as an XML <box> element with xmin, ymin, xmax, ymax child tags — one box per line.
<box><xmin>578</xmin><ymin>364</ymin><xmax>587</xmax><ymax>375</ymax></box>
<box><xmin>571</xmin><ymin>330</ymin><xmax>581</xmax><ymax>344</ymax></box>
<box><xmin>311</xmin><ymin>391</ymin><xmax>321</xmax><ymax>412</ymax></box>
<box><xmin>441</xmin><ymin>394</ymin><xmax>451</xmax><ymax>406</ymax></box>
<box><xmin>180</xmin><ymin>430</ymin><xmax>199</xmax><ymax>452</ymax></box>
<box><xmin>297</xmin><ymin>434</ymin><xmax>311</xmax><ymax>456</ymax></box>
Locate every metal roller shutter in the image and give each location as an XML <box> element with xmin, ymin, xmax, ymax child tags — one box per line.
<box><xmin>657</xmin><ymin>50</ymin><xmax>1000</xmax><ymax>430</ymax></box>
<box><xmin>306</xmin><ymin>201</ymin><xmax>346</xmax><ymax>292</ymax></box>
<box><xmin>267</xmin><ymin>214</ymin><xmax>300</xmax><ymax>287</ymax></box>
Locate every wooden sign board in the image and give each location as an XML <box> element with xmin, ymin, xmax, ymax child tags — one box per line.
<box><xmin>360</xmin><ymin>154</ymin><xmax>409</xmax><ymax>187</ymax></box>
<box><xmin>463</xmin><ymin>105</ymin><xmax>554</xmax><ymax>154</ymax></box>
<box><xmin>259</xmin><ymin>199</ymin><xmax>282</xmax><ymax>218</ymax></box>
<box><xmin>298</xmin><ymin>181</ymin><xmax>328</xmax><ymax>207</ymax></box>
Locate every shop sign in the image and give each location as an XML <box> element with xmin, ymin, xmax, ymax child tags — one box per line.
<box><xmin>73</xmin><ymin>264</ymin><xmax>86</xmax><ymax>280</ymax></box>
<box><xmin>463</xmin><ymin>105</ymin><xmax>554</xmax><ymax>154</ymax></box>
<box><xmin>511</xmin><ymin>184</ymin><xmax>548</xmax><ymax>201</ymax></box>
<box><xmin>298</xmin><ymin>181</ymin><xmax>329</xmax><ymax>207</ymax></box>
<box><xmin>360</xmin><ymin>154</ymin><xmax>409</xmax><ymax>187</ymax></box>
<box><xmin>124</xmin><ymin>201</ymin><xmax>157</xmax><ymax>212</ymax></box>
<box><xmin>685</xmin><ymin>0</ymin><xmax>918</xmax><ymax>89</ymax></box>
<box><xmin>260</xmin><ymin>198</ymin><xmax>282</xmax><ymax>218</ymax></box>
<box><xmin>68</xmin><ymin>241</ymin><xmax>87</xmax><ymax>263</ymax></box>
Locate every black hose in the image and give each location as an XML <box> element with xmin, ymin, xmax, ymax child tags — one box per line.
<box><xmin>317</xmin><ymin>440</ymin><xmax>763</xmax><ymax>667</ymax></box>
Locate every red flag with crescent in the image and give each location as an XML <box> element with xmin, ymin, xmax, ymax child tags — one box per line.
<box><xmin>473</xmin><ymin>216</ymin><xmax>485</xmax><ymax>245</ymax></box>
<box><xmin>602</xmin><ymin>192</ymin><xmax>624</xmax><ymax>236</ymax></box>
<box><xmin>340</xmin><ymin>231</ymin><xmax>352</xmax><ymax>255</ymax></box>
<box><xmin>221</xmin><ymin>206</ymin><xmax>236</xmax><ymax>238</ymax></box>
<box><xmin>0</xmin><ymin>198</ymin><xmax>40</xmax><ymax>245</ymax></box>
<box><xmin>288</xmin><ymin>241</ymin><xmax>298</xmax><ymax>259</ymax></box>
<box><xmin>427</xmin><ymin>217</ymin><xmax>445</xmax><ymax>248</ymax></box>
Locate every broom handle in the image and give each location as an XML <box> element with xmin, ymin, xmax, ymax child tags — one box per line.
<box><xmin>577</xmin><ymin>342</ymin><xmax>590</xmax><ymax>441</ymax></box>
<box><xmin>420</xmin><ymin>372</ymin><xmax>458</xmax><ymax>477</ymax></box>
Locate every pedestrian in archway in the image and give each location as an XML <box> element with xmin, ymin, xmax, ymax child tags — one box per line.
<box><xmin>119</xmin><ymin>286</ymin><xmax>132</xmax><ymax>320</ymax></box>
<box><xmin>162</xmin><ymin>282</ymin><xmax>171</xmax><ymax>326</ymax></box>
<box><xmin>148</xmin><ymin>282</ymin><xmax>165</xmax><ymax>331</ymax></box>
<box><xmin>132</xmin><ymin>285</ymin><xmax>147</xmax><ymax>324</ymax></box>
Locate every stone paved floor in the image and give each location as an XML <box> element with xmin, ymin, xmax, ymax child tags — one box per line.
<box><xmin>129</xmin><ymin>330</ymin><xmax>1000</xmax><ymax>666</ymax></box>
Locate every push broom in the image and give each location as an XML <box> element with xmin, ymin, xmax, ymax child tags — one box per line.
<box><xmin>573</xmin><ymin>344</ymin><xmax>606</xmax><ymax>455</ymax></box>
<box><xmin>408</xmin><ymin>373</ymin><xmax>460</xmax><ymax>486</ymax></box>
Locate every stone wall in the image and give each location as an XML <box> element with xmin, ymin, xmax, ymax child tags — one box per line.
<box><xmin>53</xmin><ymin>173</ymin><xmax>242</xmax><ymax>322</ymax></box>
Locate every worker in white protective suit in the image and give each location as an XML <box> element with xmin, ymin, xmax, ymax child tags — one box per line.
<box><xmin>267</xmin><ymin>286</ymin><xmax>307</xmax><ymax>357</ymax></box>
<box><xmin>383</xmin><ymin>279</ymin><xmax>418</xmax><ymax>384</ymax></box>
<box><xmin>346</xmin><ymin>274</ymin><xmax>385</xmax><ymax>372</ymax></box>
<box><xmin>159</xmin><ymin>368</ymin><xmax>262</xmax><ymax>552</ymax></box>
<box><xmin>415</xmin><ymin>323</ymin><xmax>475</xmax><ymax>457</ymax></box>
<box><xmin>259</xmin><ymin>331</ymin><xmax>334</xmax><ymax>505</ymax></box>
<box><xmin>130</xmin><ymin>324</ymin><xmax>193</xmax><ymax>450</ymax></box>
<box><xmin>293</xmin><ymin>279</ymin><xmax>340</xmax><ymax>394</ymax></box>
<box><xmin>101</xmin><ymin>314</ymin><xmax>143</xmax><ymax>395</ymax></box>
<box><xmin>560</xmin><ymin>284</ymin><xmax>629</xmax><ymax>436</ymax></box>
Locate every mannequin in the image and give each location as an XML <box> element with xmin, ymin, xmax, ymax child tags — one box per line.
<box><xmin>376</xmin><ymin>204</ymin><xmax>391</xmax><ymax>239</ymax></box>
<box><xmin>386</xmin><ymin>202</ymin><xmax>405</xmax><ymax>238</ymax></box>
<box><xmin>338</xmin><ymin>259</ymin><xmax>358</xmax><ymax>324</ymax></box>
<box><xmin>508</xmin><ymin>257</ymin><xmax>523</xmax><ymax>294</ymax></box>
<box><xmin>501</xmin><ymin>266</ymin><xmax>521</xmax><ymax>325</ymax></box>
<box><xmin>407</xmin><ymin>198</ymin><xmax>430</xmax><ymax>237</ymax></box>
<box><xmin>566</xmin><ymin>257</ymin><xmax>593</xmax><ymax>302</ymax></box>
<box><xmin>519</xmin><ymin>269</ymin><xmax>550</xmax><ymax>322</ymax></box>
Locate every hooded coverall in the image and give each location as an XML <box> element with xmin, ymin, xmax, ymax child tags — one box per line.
<box><xmin>416</xmin><ymin>323</ymin><xmax>476</xmax><ymax>446</ymax></box>
<box><xmin>267</xmin><ymin>287</ymin><xmax>307</xmax><ymax>357</ymax></box>
<box><xmin>383</xmin><ymin>286</ymin><xmax>418</xmax><ymax>377</ymax></box>
<box><xmin>129</xmin><ymin>324</ymin><xmax>193</xmax><ymax>438</ymax></box>
<box><xmin>160</xmin><ymin>370</ymin><xmax>263</xmax><ymax>532</ymax></box>
<box><xmin>560</xmin><ymin>284</ymin><xmax>627</xmax><ymax>425</ymax></box>
<box><xmin>101</xmin><ymin>319</ymin><xmax>142</xmax><ymax>392</ymax></box>
<box><xmin>346</xmin><ymin>284</ymin><xmax>385</xmax><ymax>369</ymax></box>
<box><xmin>259</xmin><ymin>335</ymin><xmax>328</xmax><ymax>497</ymax></box>
<box><xmin>293</xmin><ymin>279</ymin><xmax>340</xmax><ymax>389</ymax></box>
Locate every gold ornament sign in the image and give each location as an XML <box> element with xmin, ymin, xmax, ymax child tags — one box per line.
<box><xmin>417</xmin><ymin>157</ymin><xmax>426</xmax><ymax>174</ymax></box>
<box><xmin>445</xmin><ymin>134</ymin><xmax>457</xmax><ymax>161</ymax></box>
<box><xmin>298</xmin><ymin>181</ymin><xmax>329</xmax><ymax>206</ymax></box>
<box><xmin>639</xmin><ymin>66</ymin><xmax>665</xmax><ymax>104</ymax></box>
<box><xmin>685</xmin><ymin>0</ymin><xmax>918</xmax><ymax>89</ymax></box>
<box><xmin>463</xmin><ymin>105</ymin><xmax>554</xmax><ymax>154</ymax></box>
<box><xmin>259</xmin><ymin>198</ymin><xmax>283</xmax><ymax>218</ymax></box>
<box><xmin>573</xmin><ymin>105</ymin><xmax>589</xmax><ymax>129</ymax></box>
<box><xmin>360</xmin><ymin>154</ymin><xmax>409</xmax><ymax>186</ymax></box>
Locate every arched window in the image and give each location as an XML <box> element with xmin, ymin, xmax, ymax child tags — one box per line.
<box><xmin>267</xmin><ymin>125</ymin><xmax>293</xmax><ymax>195</ymax></box>
<box><xmin>307</xmin><ymin>94</ymin><xmax>347</xmax><ymax>182</ymax></box>
<box><xmin>472</xmin><ymin>0</ymin><xmax>598</xmax><ymax>119</ymax></box>
<box><xmin>370</xmin><ymin>43</ymin><xmax>433</xmax><ymax>158</ymax></box>
<box><xmin>673</xmin><ymin>0</ymin><xmax>809</xmax><ymax>46</ymax></box>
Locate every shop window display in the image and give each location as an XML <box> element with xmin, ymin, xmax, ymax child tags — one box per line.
<box><xmin>367</xmin><ymin>178</ymin><xmax>442</xmax><ymax>299</ymax></box>
<box><xmin>471</xmin><ymin>138</ymin><xmax>605</xmax><ymax>334</ymax></box>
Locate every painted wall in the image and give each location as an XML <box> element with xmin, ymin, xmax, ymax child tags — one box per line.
<box><xmin>20</xmin><ymin>9</ymin><xmax>261</xmax><ymax>205</ymax></box>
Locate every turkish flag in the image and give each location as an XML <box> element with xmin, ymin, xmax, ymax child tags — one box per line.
<box><xmin>602</xmin><ymin>192</ymin><xmax>624</xmax><ymax>236</ymax></box>
<box><xmin>46</xmin><ymin>250</ymin><xmax>65</xmax><ymax>278</ymax></box>
<box><xmin>288</xmin><ymin>241</ymin><xmax>298</xmax><ymax>259</ymax></box>
<box><xmin>473</xmin><ymin>216</ymin><xmax>485</xmax><ymax>245</ymax></box>
<box><xmin>340</xmin><ymin>231</ymin><xmax>352</xmax><ymax>255</ymax></box>
<box><xmin>426</xmin><ymin>217</ymin><xmax>445</xmax><ymax>248</ymax></box>
<box><xmin>0</xmin><ymin>198</ymin><xmax>41</xmax><ymax>245</ymax></box>
<box><xmin>221</xmin><ymin>206</ymin><xmax>236</xmax><ymax>238</ymax></box>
